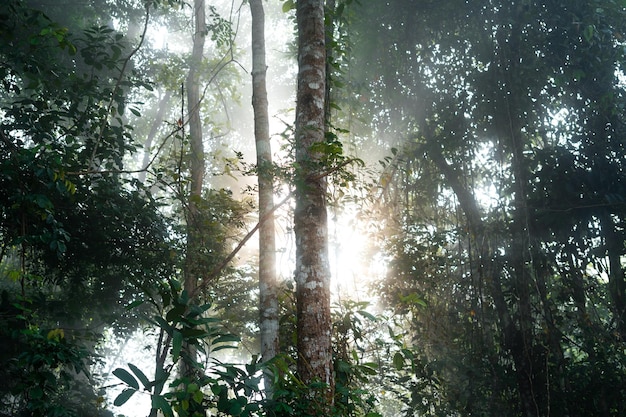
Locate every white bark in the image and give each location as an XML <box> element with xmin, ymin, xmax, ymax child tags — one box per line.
<box><xmin>249</xmin><ymin>0</ymin><xmax>279</xmax><ymax>397</ymax></box>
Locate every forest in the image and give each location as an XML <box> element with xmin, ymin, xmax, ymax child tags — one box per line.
<box><xmin>1</xmin><ymin>0</ymin><xmax>626</xmax><ymax>416</ymax></box>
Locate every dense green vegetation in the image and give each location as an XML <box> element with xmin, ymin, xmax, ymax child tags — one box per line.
<box><xmin>1</xmin><ymin>0</ymin><xmax>626</xmax><ymax>416</ymax></box>
<box><xmin>347</xmin><ymin>1</ymin><xmax>626</xmax><ymax>416</ymax></box>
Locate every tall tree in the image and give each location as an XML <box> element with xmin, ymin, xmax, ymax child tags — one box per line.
<box><xmin>249</xmin><ymin>0</ymin><xmax>279</xmax><ymax>396</ymax></box>
<box><xmin>180</xmin><ymin>0</ymin><xmax>206</xmax><ymax>385</ymax></box>
<box><xmin>0</xmin><ymin>1</ymin><xmax>176</xmax><ymax>415</ymax></box>
<box><xmin>184</xmin><ymin>0</ymin><xmax>207</xmax><ymax>297</ymax></box>
<box><xmin>348</xmin><ymin>0</ymin><xmax>626</xmax><ymax>416</ymax></box>
<box><xmin>294</xmin><ymin>0</ymin><xmax>334</xmax><ymax>411</ymax></box>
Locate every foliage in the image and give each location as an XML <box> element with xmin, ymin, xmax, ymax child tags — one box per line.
<box><xmin>348</xmin><ymin>0</ymin><xmax>626</xmax><ymax>416</ymax></box>
<box><xmin>0</xmin><ymin>1</ymin><xmax>175</xmax><ymax>415</ymax></box>
<box><xmin>0</xmin><ymin>294</ymin><xmax>112</xmax><ymax>417</ymax></box>
<box><xmin>112</xmin><ymin>279</ymin><xmax>262</xmax><ymax>417</ymax></box>
<box><xmin>112</xmin><ymin>283</ymin><xmax>393</xmax><ymax>417</ymax></box>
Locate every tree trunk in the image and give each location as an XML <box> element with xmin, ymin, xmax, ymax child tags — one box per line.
<box><xmin>184</xmin><ymin>0</ymin><xmax>206</xmax><ymax>297</ymax></box>
<box><xmin>249</xmin><ymin>0</ymin><xmax>279</xmax><ymax>397</ymax></box>
<box><xmin>139</xmin><ymin>90</ymin><xmax>172</xmax><ymax>184</ymax></box>
<box><xmin>428</xmin><ymin>142</ymin><xmax>539</xmax><ymax>417</ymax></box>
<box><xmin>599</xmin><ymin>210</ymin><xmax>626</xmax><ymax>341</ymax></box>
<box><xmin>294</xmin><ymin>0</ymin><xmax>334</xmax><ymax>410</ymax></box>
<box><xmin>182</xmin><ymin>0</ymin><xmax>206</xmax><ymax>380</ymax></box>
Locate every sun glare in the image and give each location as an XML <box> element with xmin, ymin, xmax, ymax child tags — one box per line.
<box><xmin>328</xmin><ymin>203</ymin><xmax>381</xmax><ymax>301</ymax></box>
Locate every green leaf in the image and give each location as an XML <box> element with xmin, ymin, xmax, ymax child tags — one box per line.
<box><xmin>30</xmin><ymin>386</ymin><xmax>44</xmax><ymax>399</ymax></box>
<box><xmin>152</xmin><ymin>395</ymin><xmax>174</xmax><ymax>417</ymax></box>
<box><xmin>192</xmin><ymin>389</ymin><xmax>203</xmax><ymax>404</ymax></box>
<box><xmin>583</xmin><ymin>25</ymin><xmax>594</xmax><ymax>43</ymax></box>
<box><xmin>153</xmin><ymin>316</ymin><xmax>173</xmax><ymax>332</ymax></box>
<box><xmin>128</xmin><ymin>363</ymin><xmax>151</xmax><ymax>390</ymax></box>
<box><xmin>180</xmin><ymin>328</ymin><xmax>208</xmax><ymax>338</ymax></box>
<box><xmin>393</xmin><ymin>352</ymin><xmax>404</xmax><ymax>371</ymax></box>
<box><xmin>399</xmin><ymin>292</ymin><xmax>427</xmax><ymax>307</ymax></box>
<box><xmin>126</xmin><ymin>299</ymin><xmax>144</xmax><ymax>310</ymax></box>
<box><xmin>114</xmin><ymin>388</ymin><xmax>137</xmax><ymax>406</ymax></box>
<box><xmin>172</xmin><ymin>329</ymin><xmax>183</xmax><ymax>362</ymax></box>
<box><xmin>166</xmin><ymin>305</ymin><xmax>186</xmax><ymax>323</ymax></box>
<box><xmin>282</xmin><ymin>0</ymin><xmax>295</xmax><ymax>13</ymax></box>
<box><xmin>213</xmin><ymin>334</ymin><xmax>240</xmax><ymax>345</ymax></box>
<box><xmin>113</xmin><ymin>367</ymin><xmax>140</xmax><ymax>390</ymax></box>
<box><xmin>357</xmin><ymin>310</ymin><xmax>377</xmax><ymax>321</ymax></box>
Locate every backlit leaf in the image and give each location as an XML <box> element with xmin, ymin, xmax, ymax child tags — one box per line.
<box><xmin>113</xmin><ymin>368</ymin><xmax>139</xmax><ymax>390</ymax></box>
<box><xmin>114</xmin><ymin>388</ymin><xmax>136</xmax><ymax>406</ymax></box>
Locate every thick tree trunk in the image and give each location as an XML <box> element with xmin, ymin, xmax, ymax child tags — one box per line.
<box><xmin>294</xmin><ymin>0</ymin><xmax>334</xmax><ymax>409</ymax></box>
<box><xmin>249</xmin><ymin>0</ymin><xmax>279</xmax><ymax>397</ymax></box>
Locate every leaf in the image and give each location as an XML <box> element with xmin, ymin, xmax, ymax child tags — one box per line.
<box><xmin>165</xmin><ymin>305</ymin><xmax>186</xmax><ymax>323</ymax></box>
<box><xmin>125</xmin><ymin>299</ymin><xmax>144</xmax><ymax>310</ymax></box>
<box><xmin>113</xmin><ymin>367</ymin><xmax>139</xmax><ymax>390</ymax></box>
<box><xmin>128</xmin><ymin>363</ymin><xmax>150</xmax><ymax>390</ymax></box>
<box><xmin>393</xmin><ymin>352</ymin><xmax>405</xmax><ymax>371</ymax></box>
<box><xmin>282</xmin><ymin>0</ymin><xmax>295</xmax><ymax>13</ymax></box>
<box><xmin>357</xmin><ymin>310</ymin><xmax>377</xmax><ymax>322</ymax></box>
<box><xmin>114</xmin><ymin>388</ymin><xmax>136</xmax><ymax>406</ymax></box>
<box><xmin>153</xmin><ymin>316</ymin><xmax>173</xmax><ymax>332</ymax></box>
<box><xmin>193</xmin><ymin>389</ymin><xmax>203</xmax><ymax>404</ymax></box>
<box><xmin>30</xmin><ymin>387</ymin><xmax>43</xmax><ymax>399</ymax></box>
<box><xmin>213</xmin><ymin>334</ymin><xmax>240</xmax><ymax>345</ymax></box>
<box><xmin>172</xmin><ymin>330</ymin><xmax>183</xmax><ymax>362</ymax></box>
<box><xmin>399</xmin><ymin>292</ymin><xmax>427</xmax><ymax>307</ymax></box>
<box><xmin>583</xmin><ymin>25</ymin><xmax>594</xmax><ymax>43</ymax></box>
<box><xmin>152</xmin><ymin>395</ymin><xmax>173</xmax><ymax>417</ymax></box>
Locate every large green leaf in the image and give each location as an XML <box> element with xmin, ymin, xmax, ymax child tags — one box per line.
<box><xmin>392</xmin><ymin>352</ymin><xmax>404</xmax><ymax>371</ymax></box>
<box><xmin>113</xmin><ymin>367</ymin><xmax>139</xmax><ymax>390</ymax></box>
<box><xmin>114</xmin><ymin>388</ymin><xmax>137</xmax><ymax>406</ymax></box>
<box><xmin>171</xmin><ymin>329</ymin><xmax>183</xmax><ymax>362</ymax></box>
<box><xmin>128</xmin><ymin>363</ymin><xmax>151</xmax><ymax>390</ymax></box>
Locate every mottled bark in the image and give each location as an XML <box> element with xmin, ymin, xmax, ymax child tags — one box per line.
<box><xmin>294</xmin><ymin>0</ymin><xmax>334</xmax><ymax>408</ymax></box>
<box><xmin>249</xmin><ymin>0</ymin><xmax>279</xmax><ymax>397</ymax></box>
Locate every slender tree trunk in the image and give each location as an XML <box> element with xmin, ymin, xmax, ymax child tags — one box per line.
<box><xmin>599</xmin><ymin>210</ymin><xmax>626</xmax><ymax>341</ymax></box>
<box><xmin>509</xmin><ymin>128</ymin><xmax>541</xmax><ymax>417</ymax></box>
<box><xmin>294</xmin><ymin>0</ymin><xmax>334</xmax><ymax>409</ymax></box>
<box><xmin>182</xmin><ymin>0</ymin><xmax>206</xmax><ymax>379</ymax></box>
<box><xmin>563</xmin><ymin>252</ymin><xmax>609</xmax><ymax>417</ymax></box>
<box><xmin>184</xmin><ymin>0</ymin><xmax>206</xmax><ymax>297</ymax></box>
<box><xmin>249</xmin><ymin>0</ymin><xmax>279</xmax><ymax>397</ymax></box>
<box><xmin>139</xmin><ymin>90</ymin><xmax>172</xmax><ymax>184</ymax></box>
<box><xmin>428</xmin><ymin>142</ymin><xmax>539</xmax><ymax>417</ymax></box>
